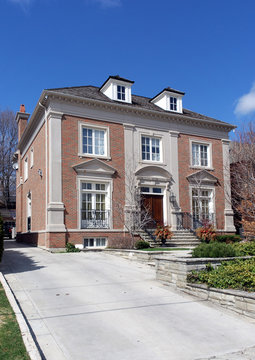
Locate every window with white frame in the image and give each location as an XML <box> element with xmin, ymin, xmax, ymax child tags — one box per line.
<box><xmin>24</xmin><ymin>157</ymin><xmax>28</xmax><ymax>181</ymax></box>
<box><xmin>192</xmin><ymin>188</ymin><xmax>214</xmax><ymax>227</ymax></box>
<box><xmin>170</xmin><ymin>96</ymin><xmax>177</xmax><ymax>111</ymax></box>
<box><xmin>117</xmin><ymin>85</ymin><xmax>125</xmax><ymax>101</ymax></box>
<box><xmin>30</xmin><ymin>148</ymin><xmax>34</xmax><ymax>168</ymax></box>
<box><xmin>81</xmin><ymin>182</ymin><xmax>110</xmax><ymax>229</ymax></box>
<box><xmin>192</xmin><ymin>143</ymin><xmax>210</xmax><ymax>167</ymax></box>
<box><xmin>82</xmin><ymin>127</ymin><xmax>106</xmax><ymax>156</ymax></box>
<box><xmin>141</xmin><ymin>136</ymin><xmax>161</xmax><ymax>162</ymax></box>
<box><xmin>27</xmin><ymin>192</ymin><xmax>31</xmax><ymax>231</ymax></box>
<box><xmin>84</xmin><ymin>237</ymin><xmax>107</xmax><ymax>248</ymax></box>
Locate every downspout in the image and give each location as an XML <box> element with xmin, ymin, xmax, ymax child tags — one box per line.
<box><xmin>38</xmin><ymin>101</ymin><xmax>48</xmax><ymax>246</ymax></box>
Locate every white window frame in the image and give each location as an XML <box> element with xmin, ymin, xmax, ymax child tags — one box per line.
<box><xmin>117</xmin><ymin>85</ymin><xmax>126</xmax><ymax>101</ymax></box>
<box><xmin>83</xmin><ymin>237</ymin><xmax>108</xmax><ymax>249</ymax></box>
<box><xmin>78</xmin><ymin>122</ymin><xmax>110</xmax><ymax>159</ymax></box>
<box><xmin>141</xmin><ymin>135</ymin><xmax>162</xmax><ymax>163</ymax></box>
<box><xmin>189</xmin><ymin>185</ymin><xmax>215</xmax><ymax>227</ymax></box>
<box><xmin>27</xmin><ymin>192</ymin><xmax>32</xmax><ymax>232</ymax></box>
<box><xmin>190</xmin><ymin>140</ymin><xmax>212</xmax><ymax>169</ymax></box>
<box><xmin>30</xmin><ymin>148</ymin><xmax>34</xmax><ymax>168</ymax></box>
<box><xmin>78</xmin><ymin>177</ymin><xmax>112</xmax><ymax>230</ymax></box>
<box><xmin>24</xmin><ymin>157</ymin><xmax>28</xmax><ymax>181</ymax></box>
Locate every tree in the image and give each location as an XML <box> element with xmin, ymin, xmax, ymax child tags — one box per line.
<box><xmin>0</xmin><ymin>110</ymin><xmax>17</xmax><ymax>208</ymax></box>
<box><xmin>113</xmin><ymin>165</ymin><xmax>152</xmax><ymax>248</ymax></box>
<box><xmin>230</xmin><ymin>121</ymin><xmax>255</xmax><ymax>237</ymax></box>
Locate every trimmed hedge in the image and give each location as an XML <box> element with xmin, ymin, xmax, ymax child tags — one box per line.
<box><xmin>233</xmin><ymin>241</ymin><xmax>255</xmax><ymax>256</ymax></box>
<box><xmin>215</xmin><ymin>235</ymin><xmax>241</xmax><ymax>243</ymax></box>
<box><xmin>0</xmin><ymin>216</ymin><xmax>3</xmax><ymax>262</ymax></box>
<box><xmin>192</xmin><ymin>242</ymin><xmax>237</xmax><ymax>258</ymax></box>
<box><xmin>188</xmin><ymin>258</ymin><xmax>255</xmax><ymax>292</ymax></box>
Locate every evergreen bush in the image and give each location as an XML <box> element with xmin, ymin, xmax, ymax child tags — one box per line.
<box><xmin>135</xmin><ymin>240</ymin><xmax>150</xmax><ymax>249</ymax></box>
<box><xmin>192</xmin><ymin>242</ymin><xmax>237</xmax><ymax>258</ymax></box>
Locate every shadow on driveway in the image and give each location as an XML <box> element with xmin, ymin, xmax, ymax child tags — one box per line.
<box><xmin>0</xmin><ymin>240</ymin><xmax>45</xmax><ymax>274</ymax></box>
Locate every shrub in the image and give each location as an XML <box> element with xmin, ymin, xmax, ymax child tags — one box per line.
<box><xmin>195</xmin><ymin>223</ymin><xmax>216</xmax><ymax>243</ymax></box>
<box><xmin>215</xmin><ymin>235</ymin><xmax>242</xmax><ymax>243</ymax></box>
<box><xmin>192</xmin><ymin>242</ymin><xmax>237</xmax><ymax>258</ymax></box>
<box><xmin>233</xmin><ymin>240</ymin><xmax>255</xmax><ymax>256</ymax></box>
<box><xmin>66</xmin><ymin>243</ymin><xmax>80</xmax><ymax>252</ymax></box>
<box><xmin>135</xmin><ymin>240</ymin><xmax>150</xmax><ymax>249</ymax></box>
<box><xmin>0</xmin><ymin>216</ymin><xmax>3</xmax><ymax>262</ymax></box>
<box><xmin>187</xmin><ymin>258</ymin><xmax>255</xmax><ymax>292</ymax></box>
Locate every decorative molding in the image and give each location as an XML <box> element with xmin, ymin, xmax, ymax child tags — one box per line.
<box><xmin>72</xmin><ymin>158</ymin><xmax>116</xmax><ymax>176</ymax></box>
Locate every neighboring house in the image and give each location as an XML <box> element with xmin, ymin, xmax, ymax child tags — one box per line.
<box><xmin>15</xmin><ymin>75</ymin><xmax>236</xmax><ymax>249</ymax></box>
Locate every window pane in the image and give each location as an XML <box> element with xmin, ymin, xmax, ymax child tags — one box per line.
<box><xmin>153</xmin><ymin>188</ymin><xmax>162</xmax><ymax>193</ymax></box>
<box><xmin>141</xmin><ymin>187</ymin><xmax>150</xmax><ymax>193</ymax></box>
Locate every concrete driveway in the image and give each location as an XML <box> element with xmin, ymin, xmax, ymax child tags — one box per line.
<box><xmin>1</xmin><ymin>241</ymin><xmax>255</xmax><ymax>360</ymax></box>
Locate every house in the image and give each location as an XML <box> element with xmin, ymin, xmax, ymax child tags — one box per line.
<box><xmin>15</xmin><ymin>75</ymin><xmax>236</xmax><ymax>249</ymax></box>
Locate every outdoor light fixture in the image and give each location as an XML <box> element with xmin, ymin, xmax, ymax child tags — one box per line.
<box><xmin>38</xmin><ymin>169</ymin><xmax>43</xmax><ymax>177</ymax></box>
<box><xmin>170</xmin><ymin>191</ymin><xmax>176</xmax><ymax>203</ymax></box>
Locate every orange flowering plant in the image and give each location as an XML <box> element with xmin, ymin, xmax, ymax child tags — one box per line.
<box><xmin>154</xmin><ymin>224</ymin><xmax>173</xmax><ymax>245</ymax></box>
<box><xmin>195</xmin><ymin>222</ymin><xmax>216</xmax><ymax>243</ymax></box>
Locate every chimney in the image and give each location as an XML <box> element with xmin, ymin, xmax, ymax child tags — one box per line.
<box><xmin>15</xmin><ymin>104</ymin><xmax>30</xmax><ymax>142</ymax></box>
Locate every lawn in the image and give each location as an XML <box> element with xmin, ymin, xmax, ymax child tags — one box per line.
<box><xmin>140</xmin><ymin>247</ymin><xmax>190</xmax><ymax>251</ymax></box>
<box><xmin>0</xmin><ymin>283</ymin><xmax>30</xmax><ymax>360</ymax></box>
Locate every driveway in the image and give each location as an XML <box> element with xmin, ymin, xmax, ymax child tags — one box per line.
<box><xmin>1</xmin><ymin>241</ymin><xmax>255</xmax><ymax>360</ymax></box>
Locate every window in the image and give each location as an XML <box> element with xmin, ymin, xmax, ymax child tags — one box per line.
<box><xmin>170</xmin><ymin>96</ymin><xmax>177</xmax><ymax>111</ymax></box>
<box><xmin>27</xmin><ymin>192</ymin><xmax>31</xmax><ymax>231</ymax></box>
<box><xmin>81</xmin><ymin>182</ymin><xmax>110</xmax><ymax>229</ymax></box>
<box><xmin>24</xmin><ymin>157</ymin><xmax>28</xmax><ymax>181</ymax></box>
<box><xmin>192</xmin><ymin>188</ymin><xmax>214</xmax><ymax>228</ymax></box>
<box><xmin>30</xmin><ymin>149</ymin><xmax>34</xmax><ymax>168</ymax></box>
<box><xmin>117</xmin><ymin>85</ymin><xmax>125</xmax><ymax>101</ymax></box>
<box><xmin>141</xmin><ymin>136</ymin><xmax>161</xmax><ymax>162</ymax></box>
<box><xmin>141</xmin><ymin>187</ymin><xmax>162</xmax><ymax>194</ymax></box>
<box><xmin>82</xmin><ymin>127</ymin><xmax>106</xmax><ymax>156</ymax></box>
<box><xmin>192</xmin><ymin>143</ymin><xmax>209</xmax><ymax>167</ymax></box>
<box><xmin>84</xmin><ymin>237</ymin><xmax>107</xmax><ymax>248</ymax></box>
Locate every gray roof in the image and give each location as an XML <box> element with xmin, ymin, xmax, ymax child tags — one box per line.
<box><xmin>46</xmin><ymin>85</ymin><xmax>233</xmax><ymax>127</ymax></box>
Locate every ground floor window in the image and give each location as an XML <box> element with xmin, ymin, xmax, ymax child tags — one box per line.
<box><xmin>84</xmin><ymin>237</ymin><xmax>107</xmax><ymax>248</ymax></box>
<box><xmin>192</xmin><ymin>188</ymin><xmax>214</xmax><ymax>228</ymax></box>
<box><xmin>81</xmin><ymin>181</ymin><xmax>110</xmax><ymax>229</ymax></box>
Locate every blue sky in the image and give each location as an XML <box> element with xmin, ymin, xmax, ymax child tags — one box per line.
<box><xmin>1</xmin><ymin>0</ymin><xmax>255</xmax><ymax>137</ymax></box>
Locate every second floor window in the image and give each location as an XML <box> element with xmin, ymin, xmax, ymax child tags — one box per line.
<box><xmin>142</xmin><ymin>136</ymin><xmax>161</xmax><ymax>162</ymax></box>
<box><xmin>82</xmin><ymin>127</ymin><xmax>106</xmax><ymax>156</ymax></box>
<box><xmin>24</xmin><ymin>157</ymin><xmax>28</xmax><ymax>181</ymax></box>
<box><xmin>192</xmin><ymin>143</ymin><xmax>209</xmax><ymax>167</ymax></box>
<box><xmin>117</xmin><ymin>85</ymin><xmax>125</xmax><ymax>101</ymax></box>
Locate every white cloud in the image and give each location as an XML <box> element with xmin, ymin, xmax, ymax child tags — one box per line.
<box><xmin>234</xmin><ymin>83</ymin><xmax>255</xmax><ymax>116</ymax></box>
<box><xmin>93</xmin><ymin>0</ymin><xmax>121</xmax><ymax>8</ymax></box>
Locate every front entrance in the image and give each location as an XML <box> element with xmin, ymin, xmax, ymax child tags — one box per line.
<box><xmin>142</xmin><ymin>195</ymin><xmax>163</xmax><ymax>227</ymax></box>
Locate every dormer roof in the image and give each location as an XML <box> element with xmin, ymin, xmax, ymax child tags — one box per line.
<box><xmin>150</xmin><ymin>86</ymin><xmax>185</xmax><ymax>113</ymax></box>
<box><xmin>99</xmin><ymin>75</ymin><xmax>134</xmax><ymax>91</ymax></box>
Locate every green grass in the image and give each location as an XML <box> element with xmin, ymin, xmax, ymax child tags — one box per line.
<box><xmin>0</xmin><ymin>283</ymin><xmax>30</xmax><ymax>360</ymax></box>
<box><xmin>140</xmin><ymin>247</ymin><xmax>190</xmax><ymax>251</ymax></box>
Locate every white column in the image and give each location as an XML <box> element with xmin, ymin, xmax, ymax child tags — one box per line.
<box><xmin>222</xmin><ymin>139</ymin><xmax>236</xmax><ymax>232</ymax></box>
<box><xmin>169</xmin><ymin>131</ymin><xmax>181</xmax><ymax>230</ymax></box>
<box><xmin>47</xmin><ymin>111</ymin><xmax>66</xmax><ymax>232</ymax></box>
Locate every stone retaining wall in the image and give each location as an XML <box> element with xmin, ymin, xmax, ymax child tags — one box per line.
<box><xmin>105</xmin><ymin>249</ymin><xmax>173</xmax><ymax>265</ymax></box>
<box><xmin>155</xmin><ymin>256</ymin><xmax>255</xmax><ymax>319</ymax></box>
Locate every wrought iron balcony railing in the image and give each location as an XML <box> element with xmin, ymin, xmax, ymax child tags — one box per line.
<box><xmin>176</xmin><ymin>212</ymin><xmax>216</xmax><ymax>230</ymax></box>
<box><xmin>81</xmin><ymin>209</ymin><xmax>110</xmax><ymax>229</ymax></box>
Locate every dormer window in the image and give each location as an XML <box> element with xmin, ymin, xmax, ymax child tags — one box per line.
<box><xmin>100</xmin><ymin>75</ymin><xmax>134</xmax><ymax>104</ymax></box>
<box><xmin>117</xmin><ymin>85</ymin><xmax>125</xmax><ymax>101</ymax></box>
<box><xmin>151</xmin><ymin>87</ymin><xmax>185</xmax><ymax>113</ymax></box>
<box><xmin>170</xmin><ymin>96</ymin><xmax>177</xmax><ymax>111</ymax></box>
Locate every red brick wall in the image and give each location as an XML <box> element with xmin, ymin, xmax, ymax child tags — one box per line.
<box><xmin>178</xmin><ymin>134</ymin><xmax>225</xmax><ymax>230</ymax></box>
<box><xmin>19</xmin><ymin>123</ymin><xmax>46</xmax><ymax>233</ymax></box>
<box><xmin>61</xmin><ymin>115</ymin><xmax>125</xmax><ymax>230</ymax></box>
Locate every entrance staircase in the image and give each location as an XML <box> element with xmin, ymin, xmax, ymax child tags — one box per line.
<box><xmin>138</xmin><ymin>228</ymin><xmax>200</xmax><ymax>248</ymax></box>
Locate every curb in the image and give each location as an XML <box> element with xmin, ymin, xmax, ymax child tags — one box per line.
<box><xmin>0</xmin><ymin>272</ymin><xmax>42</xmax><ymax>360</ymax></box>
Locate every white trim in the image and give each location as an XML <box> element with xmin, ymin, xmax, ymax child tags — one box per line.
<box><xmin>24</xmin><ymin>157</ymin><xmax>28</xmax><ymax>181</ymax></box>
<box><xmin>77</xmin><ymin>176</ymin><xmax>113</xmax><ymax>230</ymax></box>
<box><xmin>78</xmin><ymin>121</ymin><xmax>110</xmax><ymax>159</ymax></box>
<box><xmin>83</xmin><ymin>236</ymin><xmax>108</xmax><ymax>249</ymax></box>
<box><xmin>189</xmin><ymin>139</ymin><xmax>212</xmax><ymax>169</ymax></box>
<box><xmin>30</xmin><ymin>148</ymin><xmax>34</xmax><ymax>168</ymax></box>
<box><xmin>139</xmin><ymin>132</ymin><xmax>163</xmax><ymax>163</ymax></box>
<box><xmin>189</xmin><ymin>184</ymin><xmax>216</xmax><ymax>228</ymax></box>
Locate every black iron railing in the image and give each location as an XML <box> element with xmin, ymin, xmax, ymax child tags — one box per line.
<box><xmin>81</xmin><ymin>210</ymin><xmax>110</xmax><ymax>229</ymax></box>
<box><xmin>177</xmin><ymin>212</ymin><xmax>216</xmax><ymax>230</ymax></box>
